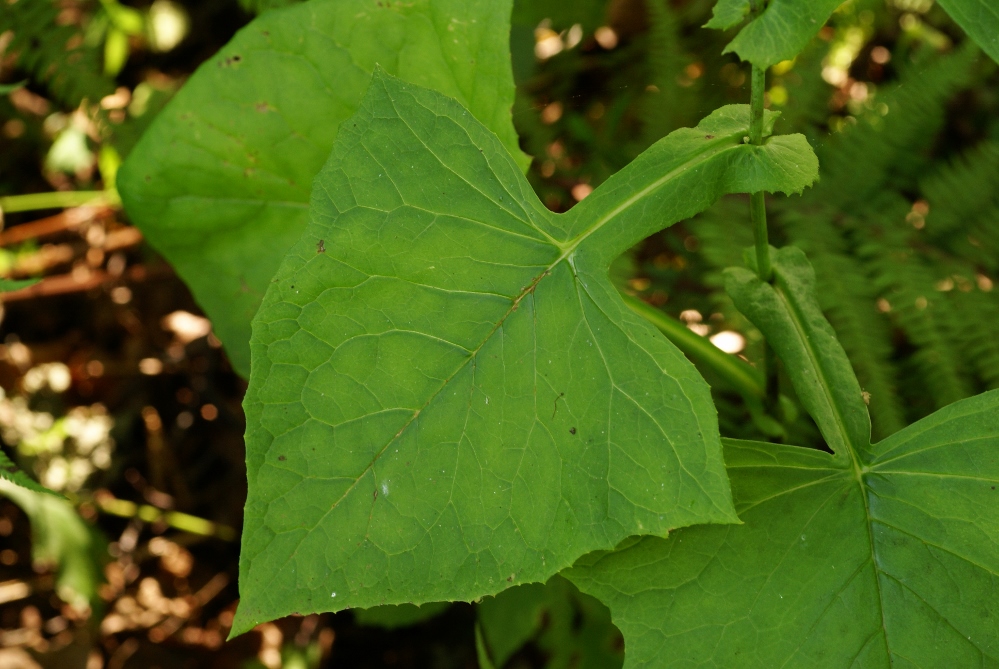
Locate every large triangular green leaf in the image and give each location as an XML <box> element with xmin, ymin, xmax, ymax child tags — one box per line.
<box><xmin>118</xmin><ymin>0</ymin><xmax>529</xmax><ymax>377</ymax></box>
<box><xmin>705</xmin><ymin>0</ymin><xmax>842</xmax><ymax>68</ymax></box>
<box><xmin>232</xmin><ymin>72</ymin><xmax>818</xmax><ymax>634</ymax></box>
<box><xmin>937</xmin><ymin>0</ymin><xmax>999</xmax><ymax>64</ymax></box>
<box><xmin>566</xmin><ymin>248</ymin><xmax>999</xmax><ymax>667</ymax></box>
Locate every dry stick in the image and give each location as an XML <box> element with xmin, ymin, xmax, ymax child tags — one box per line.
<box><xmin>0</xmin><ymin>262</ymin><xmax>165</xmax><ymax>303</ymax></box>
<box><xmin>0</xmin><ymin>206</ymin><xmax>114</xmax><ymax>246</ymax></box>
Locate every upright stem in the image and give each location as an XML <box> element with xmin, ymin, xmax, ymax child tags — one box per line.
<box><xmin>748</xmin><ymin>64</ymin><xmax>766</xmax><ymax>146</ymax></box>
<box><xmin>748</xmin><ymin>64</ymin><xmax>771</xmax><ymax>282</ymax></box>
<box><xmin>745</xmin><ymin>13</ymin><xmax>779</xmax><ymax>413</ymax></box>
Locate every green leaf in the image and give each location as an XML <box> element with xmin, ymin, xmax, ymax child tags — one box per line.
<box><xmin>724</xmin><ymin>246</ymin><xmax>870</xmax><ymax>459</ymax></box>
<box><xmin>233</xmin><ymin>73</ymin><xmax>818</xmax><ymax>634</ymax></box>
<box><xmin>937</xmin><ymin>0</ymin><xmax>999</xmax><ymax>64</ymax></box>
<box><xmin>0</xmin><ymin>278</ymin><xmax>40</xmax><ymax>293</ymax></box>
<box><xmin>706</xmin><ymin>0</ymin><xmax>843</xmax><ymax>68</ymax></box>
<box><xmin>0</xmin><ymin>478</ymin><xmax>105</xmax><ymax>611</ymax></box>
<box><xmin>569</xmin><ymin>248</ymin><xmax>997</xmax><ymax>666</ymax></box>
<box><xmin>352</xmin><ymin>601</ymin><xmax>450</xmax><ymax>629</ymax></box>
<box><xmin>704</xmin><ymin>0</ymin><xmax>750</xmax><ymax>31</ymax></box>
<box><xmin>477</xmin><ymin>623</ymin><xmax>499</xmax><ymax>669</ymax></box>
<box><xmin>118</xmin><ymin>0</ymin><xmax>530</xmax><ymax>377</ymax></box>
<box><xmin>0</xmin><ymin>447</ymin><xmax>57</xmax><ymax>495</ymax></box>
<box><xmin>568</xmin><ymin>387</ymin><xmax>999</xmax><ymax>667</ymax></box>
<box><xmin>478</xmin><ymin>576</ymin><xmax>623</xmax><ymax>669</ymax></box>
<box><xmin>0</xmin><ymin>80</ymin><xmax>27</xmax><ymax>95</ymax></box>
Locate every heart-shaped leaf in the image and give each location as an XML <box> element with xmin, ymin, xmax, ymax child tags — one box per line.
<box><xmin>232</xmin><ymin>71</ymin><xmax>818</xmax><ymax>634</ymax></box>
<box><xmin>118</xmin><ymin>0</ymin><xmax>529</xmax><ymax>376</ymax></box>
<box><xmin>566</xmin><ymin>248</ymin><xmax>999</xmax><ymax>667</ymax></box>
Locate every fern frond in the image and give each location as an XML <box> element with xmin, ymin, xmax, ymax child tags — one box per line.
<box><xmin>921</xmin><ymin>141</ymin><xmax>999</xmax><ymax>271</ymax></box>
<box><xmin>850</xmin><ymin>197</ymin><xmax>974</xmax><ymax>412</ymax></box>
<box><xmin>813</xmin><ymin>42</ymin><xmax>978</xmax><ymax>210</ymax></box>
<box><xmin>772</xmin><ymin>41</ymin><xmax>831</xmax><ymax>137</ymax></box>
<box><xmin>0</xmin><ymin>0</ymin><xmax>114</xmax><ymax>107</ymax></box>
<box><xmin>638</xmin><ymin>0</ymin><xmax>690</xmax><ymax>145</ymax></box>
<box><xmin>942</xmin><ymin>271</ymin><xmax>999</xmax><ymax>390</ymax></box>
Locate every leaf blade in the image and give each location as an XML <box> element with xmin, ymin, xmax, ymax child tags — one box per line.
<box><xmin>118</xmin><ymin>0</ymin><xmax>529</xmax><ymax>376</ymax></box>
<box><xmin>704</xmin><ymin>0</ymin><xmax>750</xmax><ymax>31</ymax></box>
<box><xmin>706</xmin><ymin>0</ymin><xmax>843</xmax><ymax>68</ymax></box>
<box><xmin>235</xmin><ymin>73</ymin><xmax>819</xmax><ymax>633</ymax></box>
<box><xmin>567</xmin><ymin>390</ymin><xmax>999</xmax><ymax>667</ymax></box>
<box><xmin>725</xmin><ymin>246</ymin><xmax>871</xmax><ymax>459</ymax></box>
<box><xmin>936</xmin><ymin>0</ymin><xmax>999</xmax><ymax>64</ymax></box>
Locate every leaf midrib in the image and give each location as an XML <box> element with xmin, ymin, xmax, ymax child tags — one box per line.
<box><xmin>771</xmin><ymin>279</ymin><xmax>860</xmax><ymax>467</ymax></box>
<box><xmin>770</xmin><ymin>276</ymin><xmax>892</xmax><ymax>658</ymax></box>
<box><xmin>554</xmin><ymin>134</ymin><xmax>745</xmax><ymax>259</ymax></box>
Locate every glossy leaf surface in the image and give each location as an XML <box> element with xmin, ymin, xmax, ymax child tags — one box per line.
<box><xmin>118</xmin><ymin>0</ymin><xmax>528</xmax><ymax>376</ymax></box>
<box><xmin>233</xmin><ymin>72</ymin><xmax>818</xmax><ymax>633</ymax></box>
<box><xmin>567</xmin><ymin>247</ymin><xmax>999</xmax><ymax>667</ymax></box>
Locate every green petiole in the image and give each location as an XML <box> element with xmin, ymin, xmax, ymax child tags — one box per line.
<box><xmin>0</xmin><ymin>190</ymin><xmax>119</xmax><ymax>215</ymax></box>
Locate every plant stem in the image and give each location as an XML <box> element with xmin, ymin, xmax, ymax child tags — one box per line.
<box><xmin>744</xmin><ymin>10</ymin><xmax>779</xmax><ymax>413</ymax></box>
<box><xmin>748</xmin><ymin>64</ymin><xmax>771</xmax><ymax>282</ymax></box>
<box><xmin>94</xmin><ymin>492</ymin><xmax>238</xmax><ymax>541</ymax></box>
<box><xmin>620</xmin><ymin>292</ymin><xmax>764</xmax><ymax>401</ymax></box>
<box><xmin>748</xmin><ymin>63</ymin><xmax>766</xmax><ymax>146</ymax></box>
<box><xmin>0</xmin><ymin>190</ymin><xmax>117</xmax><ymax>214</ymax></box>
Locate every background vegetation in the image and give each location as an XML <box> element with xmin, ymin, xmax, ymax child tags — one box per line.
<box><xmin>0</xmin><ymin>0</ymin><xmax>996</xmax><ymax>667</ymax></box>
